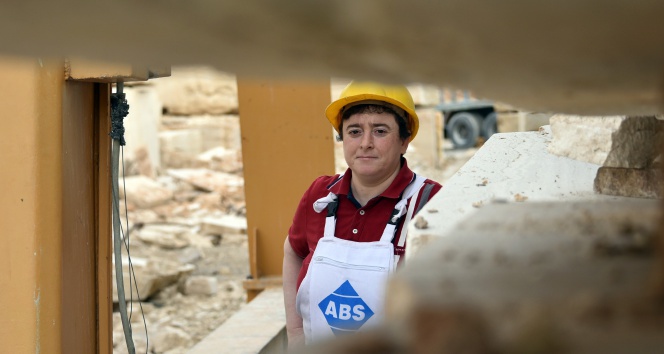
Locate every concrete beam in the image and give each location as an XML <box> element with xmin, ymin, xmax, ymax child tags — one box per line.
<box><xmin>391</xmin><ymin>199</ymin><xmax>663</xmax><ymax>353</ymax></box>
<box><xmin>66</xmin><ymin>57</ymin><xmax>170</xmax><ymax>83</ymax></box>
<box><xmin>187</xmin><ymin>287</ymin><xmax>286</xmax><ymax>354</ymax></box>
<box><xmin>406</xmin><ymin>127</ymin><xmax>620</xmax><ymax>259</ymax></box>
<box><xmin>1</xmin><ymin>1</ymin><xmax>664</xmax><ymax>114</ymax></box>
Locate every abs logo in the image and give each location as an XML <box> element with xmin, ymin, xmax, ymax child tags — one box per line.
<box><xmin>318</xmin><ymin>280</ymin><xmax>374</xmax><ymax>336</ymax></box>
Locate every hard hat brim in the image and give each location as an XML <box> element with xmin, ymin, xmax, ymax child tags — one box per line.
<box><xmin>325</xmin><ymin>93</ymin><xmax>419</xmax><ymax>140</ymax></box>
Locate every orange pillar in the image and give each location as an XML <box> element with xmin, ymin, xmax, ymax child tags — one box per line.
<box><xmin>0</xmin><ymin>56</ymin><xmax>66</xmax><ymax>353</ymax></box>
<box><xmin>237</xmin><ymin>79</ymin><xmax>335</xmax><ymax>300</ymax></box>
<box><xmin>0</xmin><ymin>55</ymin><xmax>167</xmax><ymax>353</ymax></box>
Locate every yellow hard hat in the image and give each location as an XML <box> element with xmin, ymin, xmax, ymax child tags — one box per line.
<box><xmin>325</xmin><ymin>81</ymin><xmax>419</xmax><ymax>140</ymax></box>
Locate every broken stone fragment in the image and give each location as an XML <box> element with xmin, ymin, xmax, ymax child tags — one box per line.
<box><xmin>135</xmin><ymin>224</ymin><xmax>192</xmax><ymax>249</ymax></box>
<box><xmin>119</xmin><ymin>175</ymin><xmax>174</xmax><ymax>209</ymax></box>
<box><xmin>594</xmin><ymin>167</ymin><xmax>663</xmax><ymax>199</ymax></box>
<box><xmin>153</xmin><ymin>67</ymin><xmax>238</xmax><ymax>116</ymax></box>
<box><xmin>150</xmin><ymin>325</ymin><xmax>192</xmax><ymax>353</ymax></box>
<box><xmin>184</xmin><ymin>276</ymin><xmax>219</xmax><ymax>296</ymax></box>
<box><xmin>112</xmin><ymin>257</ymin><xmax>195</xmax><ymax>302</ymax></box>
<box><xmin>167</xmin><ymin>168</ymin><xmax>244</xmax><ymax>195</ymax></box>
<box><xmin>200</xmin><ymin>215</ymin><xmax>247</xmax><ymax>236</ymax></box>
<box><xmin>196</xmin><ymin>146</ymin><xmax>243</xmax><ymax>174</ymax></box>
<box><xmin>548</xmin><ymin>115</ymin><xmax>664</xmax><ymax>168</ymax></box>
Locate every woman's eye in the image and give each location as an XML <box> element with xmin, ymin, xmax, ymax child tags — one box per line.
<box><xmin>348</xmin><ymin>129</ymin><xmax>362</xmax><ymax>137</ymax></box>
<box><xmin>373</xmin><ymin>129</ymin><xmax>388</xmax><ymax>136</ymax></box>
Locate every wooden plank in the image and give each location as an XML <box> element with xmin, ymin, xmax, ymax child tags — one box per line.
<box><xmin>62</xmin><ymin>80</ymin><xmax>97</xmax><ymax>353</ymax></box>
<box><xmin>95</xmin><ymin>83</ymin><xmax>113</xmax><ymax>354</ymax></box>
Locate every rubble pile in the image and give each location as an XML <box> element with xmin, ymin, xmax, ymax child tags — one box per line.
<box><xmin>112</xmin><ymin>162</ymin><xmax>249</xmax><ymax>354</ymax></box>
<box><xmin>113</xmin><ymin>68</ymin><xmax>248</xmax><ymax>354</ymax></box>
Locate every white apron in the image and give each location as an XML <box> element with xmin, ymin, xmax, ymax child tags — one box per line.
<box><xmin>296</xmin><ymin>175</ymin><xmax>426</xmax><ymax>344</ymax></box>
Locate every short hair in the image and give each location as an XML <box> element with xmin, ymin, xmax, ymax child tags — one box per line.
<box><xmin>337</xmin><ymin>104</ymin><xmax>411</xmax><ymax>141</ymax></box>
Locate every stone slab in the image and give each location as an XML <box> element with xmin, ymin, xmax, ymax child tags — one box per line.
<box><xmin>406</xmin><ymin>126</ymin><xmax>626</xmax><ymax>259</ymax></box>
<box><xmin>391</xmin><ymin>199</ymin><xmax>662</xmax><ymax>354</ymax></box>
<box><xmin>187</xmin><ymin>287</ymin><xmax>286</xmax><ymax>354</ymax></box>
<box><xmin>200</xmin><ymin>215</ymin><xmax>248</xmax><ymax>236</ymax></box>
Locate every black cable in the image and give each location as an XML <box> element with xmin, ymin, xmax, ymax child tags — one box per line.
<box><xmin>120</xmin><ymin>146</ymin><xmax>149</xmax><ymax>353</ymax></box>
<box><xmin>111</xmin><ymin>82</ymin><xmax>148</xmax><ymax>354</ymax></box>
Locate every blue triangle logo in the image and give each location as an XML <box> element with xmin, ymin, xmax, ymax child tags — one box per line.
<box><xmin>333</xmin><ymin>280</ymin><xmax>359</xmax><ymax>296</ymax></box>
<box><xmin>318</xmin><ymin>280</ymin><xmax>374</xmax><ymax>334</ymax></box>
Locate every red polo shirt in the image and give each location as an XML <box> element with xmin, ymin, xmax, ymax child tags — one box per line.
<box><xmin>288</xmin><ymin>158</ymin><xmax>442</xmax><ymax>289</ymax></box>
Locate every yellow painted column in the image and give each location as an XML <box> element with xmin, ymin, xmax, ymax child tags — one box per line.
<box><xmin>237</xmin><ymin>79</ymin><xmax>335</xmax><ymax>300</ymax></box>
<box><xmin>0</xmin><ymin>56</ymin><xmax>166</xmax><ymax>353</ymax></box>
<box><xmin>0</xmin><ymin>56</ymin><xmax>65</xmax><ymax>353</ymax></box>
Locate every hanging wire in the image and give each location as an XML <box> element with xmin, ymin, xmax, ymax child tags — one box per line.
<box><xmin>119</xmin><ymin>146</ymin><xmax>149</xmax><ymax>352</ymax></box>
<box><xmin>111</xmin><ymin>81</ymin><xmax>149</xmax><ymax>354</ymax></box>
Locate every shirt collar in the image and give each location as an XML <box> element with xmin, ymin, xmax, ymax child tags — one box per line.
<box><xmin>330</xmin><ymin>157</ymin><xmax>415</xmax><ymax>200</ymax></box>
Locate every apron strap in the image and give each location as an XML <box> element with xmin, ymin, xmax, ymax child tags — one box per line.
<box><xmin>313</xmin><ymin>175</ymin><xmax>427</xmax><ymax>242</ymax></box>
<box><xmin>392</xmin><ymin>177</ymin><xmax>427</xmax><ymax>265</ymax></box>
<box><xmin>313</xmin><ymin>192</ymin><xmax>339</xmax><ymax>239</ymax></box>
<box><xmin>379</xmin><ymin>175</ymin><xmax>427</xmax><ymax>243</ymax></box>
<box><xmin>396</xmin><ymin>180</ymin><xmax>425</xmax><ymax>247</ymax></box>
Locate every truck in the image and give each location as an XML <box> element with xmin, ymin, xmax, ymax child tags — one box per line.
<box><xmin>436</xmin><ymin>89</ymin><xmax>552</xmax><ymax>149</ymax></box>
<box><xmin>436</xmin><ymin>90</ymin><xmax>498</xmax><ymax>149</ymax></box>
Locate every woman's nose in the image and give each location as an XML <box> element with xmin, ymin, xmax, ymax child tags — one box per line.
<box><xmin>360</xmin><ymin>132</ymin><xmax>373</xmax><ymax>148</ymax></box>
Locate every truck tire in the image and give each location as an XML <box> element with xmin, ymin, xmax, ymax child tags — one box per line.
<box><xmin>481</xmin><ymin>112</ymin><xmax>497</xmax><ymax>139</ymax></box>
<box><xmin>447</xmin><ymin>112</ymin><xmax>480</xmax><ymax>149</ymax></box>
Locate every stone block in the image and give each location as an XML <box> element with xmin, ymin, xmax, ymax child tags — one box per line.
<box><xmin>409</xmin><ymin>108</ymin><xmax>444</xmax><ymax>169</ymax></box>
<box><xmin>122</xmin><ymin>85</ymin><xmax>162</xmax><ymax>176</ymax></box>
<box><xmin>112</xmin><ymin>257</ymin><xmax>195</xmax><ymax>302</ymax></box>
<box><xmin>119</xmin><ymin>175</ymin><xmax>173</xmax><ymax>209</ymax></box>
<box><xmin>162</xmin><ymin>114</ymin><xmax>242</xmax><ymax>152</ymax></box>
<box><xmin>153</xmin><ymin>66</ymin><xmax>238</xmax><ymax>115</ymax></box>
<box><xmin>197</xmin><ymin>147</ymin><xmax>243</xmax><ymax>173</ymax></box>
<box><xmin>594</xmin><ymin>166</ymin><xmax>663</xmax><ymax>199</ymax></box>
<box><xmin>388</xmin><ymin>199</ymin><xmax>662</xmax><ymax>354</ymax></box>
<box><xmin>497</xmin><ymin>111</ymin><xmax>550</xmax><ymax>133</ymax></box>
<box><xmin>407</xmin><ymin>84</ymin><xmax>442</xmax><ymax>107</ymax></box>
<box><xmin>159</xmin><ymin>129</ymin><xmax>204</xmax><ymax>168</ymax></box>
<box><xmin>548</xmin><ymin>115</ymin><xmax>664</xmax><ymax>168</ymax></box>
<box><xmin>522</xmin><ymin>112</ymin><xmax>552</xmax><ymax>131</ymax></box>
<box><xmin>186</xmin><ymin>115</ymin><xmax>242</xmax><ymax>152</ymax></box>
<box><xmin>200</xmin><ymin>215</ymin><xmax>248</xmax><ymax>236</ymax></box>
<box><xmin>184</xmin><ymin>276</ymin><xmax>219</xmax><ymax>296</ymax></box>
<box><xmin>151</xmin><ymin>326</ymin><xmax>192</xmax><ymax>353</ymax></box>
<box><xmin>497</xmin><ymin>111</ymin><xmax>520</xmax><ymax>133</ymax></box>
<box><xmin>135</xmin><ymin>224</ymin><xmax>191</xmax><ymax>249</ymax></box>
<box><xmin>166</xmin><ymin>168</ymin><xmax>244</xmax><ymax>196</ymax></box>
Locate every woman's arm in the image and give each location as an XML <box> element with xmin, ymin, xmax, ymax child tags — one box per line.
<box><xmin>283</xmin><ymin>237</ymin><xmax>305</xmax><ymax>348</ymax></box>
